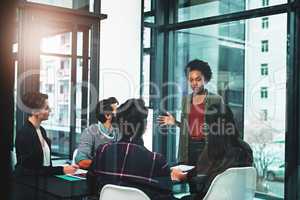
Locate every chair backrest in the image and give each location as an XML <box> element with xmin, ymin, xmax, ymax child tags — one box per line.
<box><xmin>99</xmin><ymin>184</ymin><xmax>151</xmax><ymax>200</ymax></box>
<box><xmin>203</xmin><ymin>167</ymin><xmax>257</xmax><ymax>200</ymax></box>
<box><xmin>72</xmin><ymin>148</ymin><xmax>78</xmax><ymax>165</ymax></box>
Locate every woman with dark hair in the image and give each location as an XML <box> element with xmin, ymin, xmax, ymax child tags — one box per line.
<box><xmin>171</xmin><ymin>104</ymin><xmax>253</xmax><ymax>199</ymax></box>
<box><xmin>75</xmin><ymin>97</ymin><xmax>121</xmax><ymax>169</ymax></box>
<box><xmin>14</xmin><ymin>92</ymin><xmax>78</xmax><ymax>176</ymax></box>
<box><xmin>158</xmin><ymin>59</ymin><xmax>224</xmax><ymax>166</ymax></box>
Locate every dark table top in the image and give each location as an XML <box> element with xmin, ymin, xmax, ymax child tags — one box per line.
<box><xmin>14</xmin><ymin>175</ymin><xmax>89</xmax><ymax>199</ymax></box>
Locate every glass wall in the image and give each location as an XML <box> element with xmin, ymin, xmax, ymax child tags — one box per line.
<box><xmin>169</xmin><ymin>14</ymin><xmax>286</xmax><ymax>197</ymax></box>
<box><xmin>145</xmin><ymin>0</ymin><xmax>292</xmax><ymax>198</ymax></box>
<box><xmin>38</xmin><ymin>26</ymin><xmax>92</xmax><ymax>157</ymax></box>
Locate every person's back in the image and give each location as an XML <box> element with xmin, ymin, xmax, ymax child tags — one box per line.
<box><xmin>194</xmin><ymin>139</ymin><xmax>253</xmax><ymax>199</ymax></box>
<box><xmin>174</xmin><ymin>104</ymin><xmax>253</xmax><ymax>200</ymax></box>
<box><xmin>193</xmin><ymin>105</ymin><xmax>253</xmax><ymax>199</ymax></box>
<box><xmin>87</xmin><ymin>99</ymin><xmax>173</xmax><ymax>200</ymax></box>
<box><xmin>88</xmin><ymin>141</ymin><xmax>172</xmax><ymax>199</ymax></box>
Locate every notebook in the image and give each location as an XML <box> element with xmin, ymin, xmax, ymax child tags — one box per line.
<box><xmin>66</xmin><ymin>169</ymin><xmax>87</xmax><ymax>180</ymax></box>
<box><xmin>171</xmin><ymin>165</ymin><xmax>195</xmax><ymax>172</ymax></box>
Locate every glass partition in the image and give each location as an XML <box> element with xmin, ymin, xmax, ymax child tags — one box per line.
<box><xmin>168</xmin><ymin>13</ymin><xmax>286</xmax><ymax>198</ymax></box>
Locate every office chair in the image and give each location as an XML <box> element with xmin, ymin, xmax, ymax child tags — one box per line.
<box><xmin>99</xmin><ymin>184</ymin><xmax>151</xmax><ymax>200</ymax></box>
<box><xmin>72</xmin><ymin>148</ymin><xmax>78</xmax><ymax>165</ymax></box>
<box><xmin>202</xmin><ymin>167</ymin><xmax>257</xmax><ymax>200</ymax></box>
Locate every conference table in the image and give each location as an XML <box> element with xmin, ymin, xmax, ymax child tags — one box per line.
<box><xmin>12</xmin><ymin>174</ymin><xmax>89</xmax><ymax>200</ymax></box>
<box><xmin>12</xmin><ymin>174</ymin><xmax>190</xmax><ymax>200</ymax></box>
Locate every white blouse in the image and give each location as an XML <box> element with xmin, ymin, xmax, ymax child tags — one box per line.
<box><xmin>36</xmin><ymin>128</ymin><xmax>51</xmax><ymax>166</ymax></box>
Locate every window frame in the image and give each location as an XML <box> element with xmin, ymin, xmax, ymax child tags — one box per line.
<box><xmin>261</xmin><ymin>63</ymin><xmax>269</xmax><ymax>75</ymax></box>
<box><xmin>261</xmin><ymin>40</ymin><xmax>269</xmax><ymax>52</ymax></box>
<box><xmin>262</xmin><ymin>17</ymin><xmax>269</xmax><ymax>29</ymax></box>
<box><xmin>15</xmin><ymin>0</ymin><xmax>105</xmax><ymax>159</ymax></box>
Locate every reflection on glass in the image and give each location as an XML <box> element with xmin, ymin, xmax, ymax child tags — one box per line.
<box><xmin>172</xmin><ymin>13</ymin><xmax>286</xmax><ymax>198</ymax></box>
<box><xmin>76</xmin><ymin>59</ymin><xmax>83</xmax><ymax>133</ymax></box>
<box><xmin>177</xmin><ymin>0</ymin><xmax>287</xmax><ymax>22</ymax></box>
<box><xmin>13</xmin><ymin>43</ymin><xmax>18</xmax><ymax>53</ymax></box>
<box><xmin>143</xmin><ymin>27</ymin><xmax>151</xmax><ymax>49</ymax></box>
<box><xmin>27</xmin><ymin>0</ymin><xmax>94</xmax><ymax>12</ymax></box>
<box><xmin>144</xmin><ymin>16</ymin><xmax>155</xmax><ymax>23</ymax></box>
<box><xmin>142</xmin><ymin>54</ymin><xmax>150</xmax><ymax>107</ymax></box>
<box><xmin>144</xmin><ymin>0</ymin><xmax>152</xmax><ymax>12</ymax></box>
<box><xmin>77</xmin><ymin>32</ymin><xmax>83</xmax><ymax>56</ymax></box>
<box><xmin>41</xmin><ymin>32</ymin><xmax>72</xmax><ymax>55</ymax></box>
<box><xmin>47</xmin><ymin>130</ymin><xmax>70</xmax><ymax>155</ymax></box>
<box><xmin>143</xmin><ymin>108</ymin><xmax>153</xmax><ymax>151</ymax></box>
<box><xmin>14</xmin><ymin>61</ymin><xmax>18</xmax><ymax>141</ymax></box>
<box><xmin>40</xmin><ymin>55</ymin><xmax>71</xmax><ymax>156</ymax></box>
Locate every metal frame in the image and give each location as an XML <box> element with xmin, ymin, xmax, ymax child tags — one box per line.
<box><xmin>285</xmin><ymin>0</ymin><xmax>300</xmax><ymax>199</ymax></box>
<box><xmin>159</xmin><ymin>3</ymin><xmax>290</xmax><ymax>31</ymax></box>
<box><xmin>0</xmin><ymin>2</ymin><xmax>17</xmax><ymax>199</ymax></box>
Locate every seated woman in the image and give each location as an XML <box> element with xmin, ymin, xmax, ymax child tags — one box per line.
<box><xmin>172</xmin><ymin>104</ymin><xmax>253</xmax><ymax>199</ymax></box>
<box><xmin>13</xmin><ymin>92</ymin><xmax>78</xmax><ymax>200</ymax></box>
<box><xmin>14</xmin><ymin>92</ymin><xmax>78</xmax><ymax>177</ymax></box>
<box><xmin>75</xmin><ymin>97</ymin><xmax>121</xmax><ymax>169</ymax></box>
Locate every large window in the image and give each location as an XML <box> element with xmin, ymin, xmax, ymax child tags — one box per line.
<box><xmin>15</xmin><ymin>1</ymin><xmax>102</xmax><ymax>159</ymax></box>
<box><xmin>144</xmin><ymin>0</ymin><xmax>294</xmax><ymax>198</ymax></box>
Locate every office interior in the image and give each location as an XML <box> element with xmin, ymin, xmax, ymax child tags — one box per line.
<box><xmin>1</xmin><ymin>0</ymin><xmax>300</xmax><ymax>199</ymax></box>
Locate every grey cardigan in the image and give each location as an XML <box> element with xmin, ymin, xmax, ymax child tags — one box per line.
<box><xmin>178</xmin><ymin>91</ymin><xmax>224</xmax><ymax>163</ymax></box>
<box><xmin>75</xmin><ymin>123</ymin><xmax>122</xmax><ymax>163</ymax></box>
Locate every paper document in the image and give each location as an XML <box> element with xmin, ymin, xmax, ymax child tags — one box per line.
<box><xmin>66</xmin><ymin>169</ymin><xmax>87</xmax><ymax>180</ymax></box>
<box><xmin>171</xmin><ymin>165</ymin><xmax>195</xmax><ymax>172</ymax></box>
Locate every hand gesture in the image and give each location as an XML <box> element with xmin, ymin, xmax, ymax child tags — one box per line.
<box><xmin>157</xmin><ymin>112</ymin><xmax>175</xmax><ymax>126</ymax></box>
<box><xmin>63</xmin><ymin>164</ymin><xmax>79</xmax><ymax>175</ymax></box>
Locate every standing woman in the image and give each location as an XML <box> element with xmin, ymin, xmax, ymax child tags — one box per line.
<box><xmin>14</xmin><ymin>92</ymin><xmax>78</xmax><ymax>176</ymax></box>
<box><xmin>158</xmin><ymin>59</ymin><xmax>223</xmax><ymax>165</ymax></box>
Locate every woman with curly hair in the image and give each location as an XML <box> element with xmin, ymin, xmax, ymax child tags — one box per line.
<box><xmin>158</xmin><ymin>59</ymin><xmax>224</xmax><ymax>166</ymax></box>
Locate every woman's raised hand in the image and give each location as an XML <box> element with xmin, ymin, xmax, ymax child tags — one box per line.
<box><xmin>157</xmin><ymin>112</ymin><xmax>175</xmax><ymax>126</ymax></box>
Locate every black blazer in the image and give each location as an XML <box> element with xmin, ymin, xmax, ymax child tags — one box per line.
<box><xmin>14</xmin><ymin>120</ymin><xmax>63</xmax><ymax>176</ymax></box>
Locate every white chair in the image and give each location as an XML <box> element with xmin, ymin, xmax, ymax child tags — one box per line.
<box><xmin>72</xmin><ymin>148</ymin><xmax>78</xmax><ymax>165</ymax></box>
<box><xmin>99</xmin><ymin>184</ymin><xmax>151</xmax><ymax>200</ymax></box>
<box><xmin>202</xmin><ymin>167</ymin><xmax>257</xmax><ymax>200</ymax></box>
